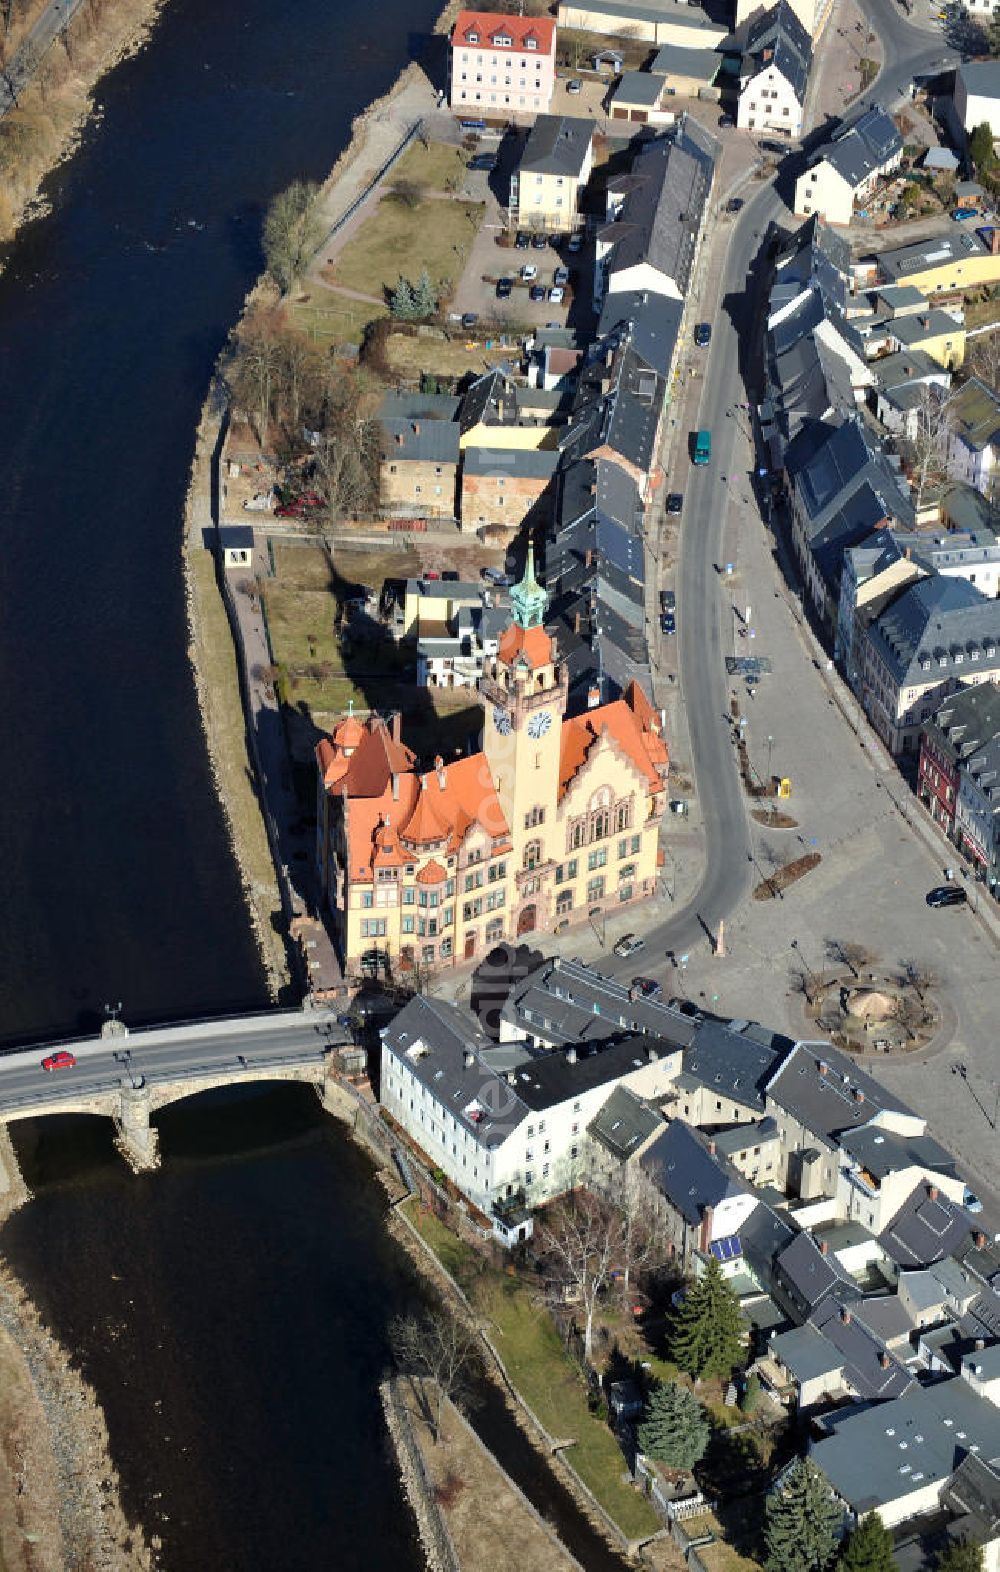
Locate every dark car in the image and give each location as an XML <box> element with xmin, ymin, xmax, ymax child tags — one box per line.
<box><xmin>631</xmin><ymin>976</ymin><xmax>662</xmax><ymax>1000</ymax></box>
<box><xmin>461</xmin><ymin>312</ymin><xmax>479</xmax><ymax>329</ymax></box>
<box><xmin>666</xmin><ymin>492</ymin><xmax>683</xmax><ymax>515</ymax></box>
<box><xmin>926</xmin><ymin>885</ymin><xmax>967</xmax><ymax>908</ymax></box>
<box><xmin>467</xmin><ymin>153</ymin><xmax>497</xmax><ymax>171</ymax></box>
<box><xmin>727</xmin><ymin>197</ymin><xmax>744</xmax><ymax>213</ymax></box>
<box><xmin>719</xmin><ymin>113</ymin><xmax>735</xmax><ymax>128</ymax></box>
<box><xmin>660</xmin><ymin>589</ymin><xmax>676</xmax><ymax>612</ymax></box>
<box><xmin>496</xmin><ymin>277</ymin><xmax>513</xmax><ymax>299</ymax></box>
<box><xmin>694</xmin><ymin>322</ymin><xmax>711</xmax><ymax>347</ymax></box>
<box><xmin>761</xmin><ymin>139</ymin><xmax>787</xmax><ymax>154</ymax></box>
<box><xmin>660</xmin><ymin>612</ymin><xmax>676</xmax><ymax>635</ymax></box>
<box><xmin>515</xmin><ymin>231</ymin><xmax>530</xmax><ymax>249</ymax></box>
<box><xmin>531</xmin><ymin>233</ymin><xmax>549</xmax><ymax>249</ymax></box>
<box><xmin>529</xmin><ymin>284</ymin><xmax>546</xmax><ymax>301</ymax></box>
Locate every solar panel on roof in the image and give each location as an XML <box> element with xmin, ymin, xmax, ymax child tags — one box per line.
<box><xmin>710</xmin><ymin>1236</ymin><xmax>743</xmax><ymax>1262</ymax></box>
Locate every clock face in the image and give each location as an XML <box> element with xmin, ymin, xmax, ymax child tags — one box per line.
<box><xmin>527</xmin><ymin>709</ymin><xmax>553</xmax><ymax>740</ymax></box>
<box><xmin>493</xmin><ymin>705</ymin><xmax>512</xmax><ymax>737</ymax></box>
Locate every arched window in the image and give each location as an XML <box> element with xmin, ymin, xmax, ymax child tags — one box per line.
<box><xmin>523</xmin><ymin>839</ymin><xmax>542</xmax><ymax>870</ymax></box>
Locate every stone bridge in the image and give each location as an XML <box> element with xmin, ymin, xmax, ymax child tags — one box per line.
<box><xmin>0</xmin><ymin>1008</ymin><xmax>359</xmax><ymax>1177</ymax></box>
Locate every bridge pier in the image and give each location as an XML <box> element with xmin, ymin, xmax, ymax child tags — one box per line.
<box><xmin>0</xmin><ymin>1124</ymin><xmax>30</xmax><ymax>1217</ymax></box>
<box><xmin>114</xmin><ymin>1084</ymin><xmax>160</xmax><ymax>1174</ymax></box>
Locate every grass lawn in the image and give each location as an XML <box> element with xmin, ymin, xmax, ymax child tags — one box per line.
<box><xmin>385</xmin><ymin>329</ymin><xmax>527</xmax><ymax>381</ymax></box>
<box><xmin>288</xmin><ymin>292</ymin><xmax>385</xmax><ymax>347</ymax></box>
<box><xmin>964</xmin><ymin>294</ymin><xmax>1000</xmax><ymax>330</ymax></box>
<box><xmin>403</xmin><ymin>1201</ymin><xmax>661</xmax><ymax>1542</ymax></box>
<box><xmin>390</xmin><ymin>137</ymin><xmax>471</xmax><ymax>194</ymax></box>
<box><xmin>685</xmin><ymin>1512</ymin><xmax>763</xmax><ymax>1571</ymax></box>
<box><xmin>332</xmin><ymin>195</ymin><xmax>485</xmax><ymax>302</ymax></box>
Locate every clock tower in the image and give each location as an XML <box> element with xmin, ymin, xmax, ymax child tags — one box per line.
<box><xmin>481</xmin><ymin>541</ymin><xmax>568</xmax><ymax>861</ymax></box>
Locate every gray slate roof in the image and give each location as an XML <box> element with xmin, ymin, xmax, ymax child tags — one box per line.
<box><xmin>462</xmin><ymin>446</ymin><xmax>560</xmax><ymax>480</ymax></box>
<box><xmin>602</xmin><ymin>119</ymin><xmax>716</xmax><ymax>297</ymax></box>
<box><xmin>381</xmin><ymin>418</ymin><xmax>461</xmax><ymax>464</ymax></box>
<box><xmin>788</xmin><ymin>417</ymin><xmax>913</xmax><ymax>547</ymax></box>
<box><xmin>503</xmin><ymin>956</ymin><xmax>696</xmax><ymax>1050</ymax></box>
<box><xmin>518</xmin><ymin>114</ymin><xmax>594</xmax><ymax>179</ymax></box>
<box><xmin>639</xmin><ymin>1119</ymin><xmax>746</xmax><ymax>1226</ymax></box>
<box><xmin>598</xmin><ymin>288</ymin><xmax>684</xmax><ymax>379</ymax></box>
<box><xmin>958</xmin><ymin>60</ymin><xmax>1000</xmax><ymax>102</ymax></box>
<box><xmin>868</xmin><ymin>574</ymin><xmax>1000</xmax><ymax>689</ymax></box>
<box><xmin>880</xmin><ymin>1183</ymin><xmax>972</xmax><ymax>1268</ymax></box>
<box><xmin>649</xmin><ymin>44</ymin><xmax>720</xmax><ymax>82</ymax></box>
<box><xmin>681</xmin><ymin>1019</ymin><xmax>786</xmax><ymax>1114</ymax></box>
<box><xmin>840</xmin><ymin>1125</ymin><xmax>958</xmax><ymax>1183</ymax></box>
<box><xmin>612</xmin><ymin>71</ymin><xmax>665</xmax><ymax>108</ymax></box>
<box><xmin>588</xmin><ymin>1085</ymin><xmax>662</xmax><ymax>1161</ymax></box>
<box><xmin>774</xmin><ymin>1230</ymin><xmax>861</xmax><ymax>1317</ymax></box>
<box><xmin>744</xmin><ymin>0</ymin><xmax>812</xmax><ymax>100</ymax></box>
<box><xmin>765</xmin><ymin>1039</ymin><xmax>916</xmax><ymax>1146</ymax></box>
<box><xmin>822</xmin><ymin>106</ymin><xmax>902</xmax><ymax>190</ymax></box>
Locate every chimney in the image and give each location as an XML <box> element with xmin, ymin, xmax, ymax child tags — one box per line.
<box><xmin>818</xmin><ymin>1060</ymin><xmax>829</xmax><ymax>1076</ymax></box>
<box><xmin>646</xmin><ymin>1043</ymin><xmax>659</xmax><ymax>1063</ymax></box>
<box><xmin>840</xmin><ymin>1307</ymin><xmax>852</xmax><ymax>1324</ymax></box>
<box><xmin>435</xmin><ymin>754</ymin><xmax>446</xmax><ymax>789</ymax></box>
<box><xmin>975</xmin><ymin>1230</ymin><xmax>988</xmax><ymax>1248</ymax></box>
<box><xmin>391</xmin><ymin>713</ymin><xmax>402</xmax><ymax>743</ymax></box>
<box><xmin>588</xmin><ymin>685</ymin><xmax>601</xmax><ymax>709</ymax></box>
<box><xmin>412</xmin><ymin>421</ymin><xmax>421</xmax><ymax>436</ymax></box>
<box><xmin>395</xmin><ymin>432</ymin><xmax>404</xmax><ymax>446</ymax></box>
<box><xmin>927</xmin><ymin>1184</ymin><xmax>939</xmax><ymax>1200</ymax></box>
<box><xmin>854</xmin><ymin>1088</ymin><xmax>865</xmax><ymax>1103</ymax></box>
<box><xmin>920</xmin><ymin>316</ymin><xmax>929</xmax><ymax>329</ymax></box>
<box><xmin>708</xmin><ymin>1139</ymin><xmax>717</xmax><ymax>1156</ymax></box>
<box><xmin>391</xmin><ymin>773</ymin><xmax>400</xmax><ymax>801</ymax></box>
<box><xmin>585</xmin><ymin>549</ymin><xmax>593</xmax><ymax>569</ymax></box>
<box><xmin>819</xmin><ymin>1239</ymin><xmax>830</xmax><ymax>1255</ymax></box>
<box><xmin>879</xmin><ymin>1352</ymin><xmax>891</xmax><ymax>1369</ymax></box>
<box><xmin>567</xmin><ymin>1045</ymin><xmax>577</xmax><ymax>1064</ymax></box>
<box><xmin>976</xmin><ymin>1338</ymin><xmax>986</xmax><ymax>1351</ymax></box>
<box><xmin>464</xmin><ymin>1050</ymin><xmax>475</xmax><ymax>1068</ymax></box>
<box><xmin>574</xmin><ymin>611</ymin><xmax>582</xmax><ymax>634</ymax></box>
<box><xmin>904</xmin><ymin>545</ymin><xmax>912</xmax><ymax>559</ymax></box>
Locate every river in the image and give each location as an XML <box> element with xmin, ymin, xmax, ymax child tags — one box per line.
<box><xmin>0</xmin><ymin>3</ymin><xmax>634</xmax><ymax>1567</ymax></box>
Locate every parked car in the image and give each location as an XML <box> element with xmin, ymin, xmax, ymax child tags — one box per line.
<box><xmin>496</xmin><ymin>278</ymin><xmax>513</xmax><ymax>299</ymax></box>
<box><xmin>41</xmin><ymin>1050</ymin><xmax>77</xmax><ymax>1072</ymax></box>
<box><xmin>461</xmin><ymin>312</ymin><xmax>479</xmax><ymax>329</ymax></box>
<box><xmin>531</xmin><ymin>233</ymin><xmax>549</xmax><ymax>250</ymax></box>
<box><xmin>520</xmin><ymin>263</ymin><xmax>538</xmax><ymax>281</ymax></box>
<box><xmin>727</xmin><ymin>197</ymin><xmax>744</xmax><ymax>213</ymax></box>
<box><xmin>926</xmin><ymin>885</ymin><xmax>967</xmax><ymax>908</ymax></box>
<box><xmin>631</xmin><ymin>976</ymin><xmax>662</xmax><ymax>1000</ymax></box>
<box><xmin>482</xmin><ymin>566</ymin><xmax>512</xmax><ymax>586</ymax></box>
<box><xmin>694</xmin><ymin>322</ymin><xmax>711</xmax><ymax>347</ymax></box>
<box><xmin>553</xmin><ymin>266</ymin><xmax>570</xmax><ymax>286</ymax></box>
<box><xmin>515</xmin><ymin>231</ymin><xmax>530</xmax><ymax>249</ymax></box>
<box><xmin>660</xmin><ymin>612</ymin><xmax>676</xmax><ymax>635</ymax></box>
<box><xmin>567</xmin><ymin>233</ymin><xmax>583</xmax><ymax>252</ymax></box>
<box><xmin>761</xmin><ymin>138</ymin><xmax>787</xmax><ymax>154</ymax></box>
<box><xmin>660</xmin><ymin>589</ymin><xmax>676</xmax><ymax>611</ymax></box>
<box><xmin>666</xmin><ymin>492</ymin><xmax>683</xmax><ymax>514</ymax></box>
<box><xmin>719</xmin><ymin>113</ymin><xmax>734</xmax><ymax>128</ymax></box>
<box><xmin>952</xmin><ymin>207</ymin><xmax>979</xmax><ymax>221</ymax></box>
<box><xmin>566</xmin><ymin>78</ymin><xmax>583</xmax><ymax>93</ymax></box>
<box><xmin>613</xmin><ymin>933</ymin><xmax>645</xmax><ymax>958</ymax></box>
<box><xmin>965</xmin><ymin>1188</ymin><xmax>984</xmax><ymax>1214</ymax></box>
<box><xmin>548</xmin><ymin>285</ymin><xmax>565</xmax><ymax>304</ymax></box>
<box><xmin>442</xmin><ymin>570</ymin><xmax>460</xmax><ymax>581</ymax></box>
<box><xmin>467</xmin><ymin>153</ymin><xmax>497</xmax><ymax>171</ymax></box>
<box><xmin>529</xmin><ymin>284</ymin><xmax>546</xmax><ymax>301</ymax></box>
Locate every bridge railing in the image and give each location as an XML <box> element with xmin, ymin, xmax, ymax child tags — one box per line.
<box><xmin>0</xmin><ymin>1048</ymin><xmax>333</xmax><ymax>1113</ymax></box>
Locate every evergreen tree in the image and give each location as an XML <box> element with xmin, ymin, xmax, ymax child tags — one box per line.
<box><xmin>969</xmin><ymin>123</ymin><xmax>996</xmax><ymax>177</ymax></box>
<box><xmin>390</xmin><ymin>276</ymin><xmax>417</xmax><ymax>319</ymax></box>
<box><xmin>838</xmin><ymin>1512</ymin><xmax>894</xmax><ymax>1572</ymax></box>
<box><xmin>412</xmin><ymin>268</ymin><xmax>437</xmax><ymax>317</ymax></box>
<box><xmin>764</xmin><ymin>1459</ymin><xmax>841</xmax><ymax>1572</ymax></box>
<box><xmin>669</xmin><ymin>1257</ymin><xmax>744</xmax><ymax>1381</ymax></box>
<box><xmin>936</xmin><ymin>1541</ymin><xmax>985</xmax><ymax>1572</ymax></box>
<box><xmin>636</xmin><ymin>1382</ymin><xmax>709</xmax><ymax>1470</ymax></box>
<box><xmin>989</xmin><ymin>5</ymin><xmax>1000</xmax><ymax>58</ymax></box>
<box><xmin>739</xmin><ymin>1371</ymin><xmax>762</xmax><ymax>1414</ymax></box>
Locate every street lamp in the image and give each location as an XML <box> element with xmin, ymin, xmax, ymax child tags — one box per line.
<box><xmin>766</xmin><ymin>734</ymin><xmax>774</xmax><ymax>787</ymax></box>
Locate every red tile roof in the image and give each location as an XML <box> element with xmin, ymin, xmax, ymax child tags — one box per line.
<box><xmin>452</xmin><ymin>9</ymin><xmax>556</xmax><ymax>53</ymax></box>
<box><xmin>559</xmin><ymin>686</ymin><xmax>669</xmax><ymax>800</ymax></box>
<box><xmin>497</xmin><ymin>622</ymin><xmax>554</xmax><ymax>671</ymax></box>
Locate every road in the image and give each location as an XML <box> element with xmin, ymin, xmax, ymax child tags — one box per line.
<box><xmin>0</xmin><ymin>1009</ymin><xmax>347</xmax><ymax>1114</ymax></box>
<box><xmin>0</xmin><ymin>0</ymin><xmax>86</xmax><ymax>116</ymax></box>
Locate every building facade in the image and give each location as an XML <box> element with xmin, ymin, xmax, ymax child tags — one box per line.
<box><xmin>508</xmin><ymin>114</ymin><xmax>594</xmax><ymax>233</ymax></box>
<box><xmin>448</xmin><ymin>10</ymin><xmax>557</xmax><ymax>116</ymax></box>
<box><xmin>315</xmin><ymin>548</ymin><xmax>668</xmax><ymax>977</ymax></box>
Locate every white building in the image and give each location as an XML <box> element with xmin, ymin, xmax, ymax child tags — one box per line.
<box><xmin>947</xmin><ymin>376</ymin><xmax>1000</xmax><ymax>500</ymax></box>
<box><xmin>794</xmin><ymin>107</ymin><xmax>903</xmax><ymax>226</ymax></box>
<box><xmin>448</xmin><ymin>10</ymin><xmax>557</xmax><ymax>117</ymax></box>
<box><xmin>380</xmin><ymin>993</ymin><xmax>679</xmax><ymax>1222</ymax></box>
<box><xmin>955</xmin><ymin>60</ymin><xmax>1000</xmax><ymax>140</ymax></box>
<box><xmin>736</xmin><ymin>2</ymin><xmax>812</xmax><ymax>139</ymax></box>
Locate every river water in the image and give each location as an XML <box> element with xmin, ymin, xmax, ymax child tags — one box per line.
<box><xmin>0</xmin><ymin>3</ymin><xmax>634</xmax><ymax>1566</ymax></box>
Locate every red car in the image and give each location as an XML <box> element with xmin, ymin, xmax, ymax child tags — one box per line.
<box><xmin>41</xmin><ymin>1050</ymin><xmax>76</xmax><ymax>1072</ymax></box>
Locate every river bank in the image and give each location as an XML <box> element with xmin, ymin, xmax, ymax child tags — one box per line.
<box><xmin>0</xmin><ymin>0</ymin><xmax>169</xmax><ymax>241</ymax></box>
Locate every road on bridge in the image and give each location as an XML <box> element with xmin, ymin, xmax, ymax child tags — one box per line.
<box><xmin>0</xmin><ymin>1009</ymin><xmax>348</xmax><ymax>1114</ymax></box>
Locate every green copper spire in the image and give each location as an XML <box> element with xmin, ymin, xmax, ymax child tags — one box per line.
<box><xmin>510</xmin><ymin>538</ymin><xmax>547</xmax><ymax>629</ymax></box>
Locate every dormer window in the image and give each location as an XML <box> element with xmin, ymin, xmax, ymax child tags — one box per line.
<box><xmin>921</xmin><ymin>659</ymin><xmax>932</xmax><ymax>671</ymax></box>
<box><xmin>466</xmin><ymin>28</ymin><xmax>479</xmax><ymax>42</ymax></box>
<box><xmin>524</xmin><ymin>34</ymin><xmax>538</xmax><ymax>47</ymax></box>
<box><xmin>492</xmin><ymin>31</ymin><xmax>512</xmax><ymax>45</ymax></box>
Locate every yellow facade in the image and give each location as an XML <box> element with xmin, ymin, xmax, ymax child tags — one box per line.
<box><xmin>882</xmin><ymin>252</ymin><xmax>1000</xmax><ymax>298</ymax></box>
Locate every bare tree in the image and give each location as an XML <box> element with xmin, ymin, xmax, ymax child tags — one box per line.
<box><xmin>389</xmin><ymin>1307</ymin><xmax>479</xmax><ymax>1445</ymax></box>
<box><xmin>311</xmin><ymin>421</ymin><xmax>380</xmax><ymax>531</ymax></box>
<box><xmin>895</xmin><ymin>995</ymin><xmax>927</xmax><ymax>1039</ymax></box>
<box><xmin>228</xmin><ymin>327</ymin><xmax>283</xmax><ymax>448</ymax></box>
<box><xmin>263</xmin><ymin>179</ymin><xmax>324</xmax><ymax>296</ymax></box>
<box><xmin>386</xmin><ymin>179</ymin><xmax>426</xmax><ymax>209</ymax></box>
<box><xmin>537</xmin><ymin>1190</ymin><xmax>626</xmax><ymax>1364</ymax></box>
<box><xmin>789</xmin><ymin>966</ymin><xmax>824</xmax><ymax>1007</ymax></box>
<box><xmin>618</xmin><ymin>1166</ymin><xmax>665</xmax><ymax>1295</ymax></box>
<box><xmin>825</xmin><ymin>939</ymin><xmax>877</xmax><ymax>978</ymax></box>
<box><xmin>908</xmin><ymin>382</ymin><xmax>957</xmax><ymax>511</ymax></box>
<box><xmin>968</xmin><ymin>328</ymin><xmax>1000</xmax><ymax>393</ymax></box>
<box><xmin>900</xmin><ymin>958</ymin><xmax>940</xmax><ymax>1001</ymax></box>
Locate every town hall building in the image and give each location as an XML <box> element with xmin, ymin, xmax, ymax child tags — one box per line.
<box><xmin>314</xmin><ymin>549</ymin><xmax>669</xmax><ymax>978</ymax></box>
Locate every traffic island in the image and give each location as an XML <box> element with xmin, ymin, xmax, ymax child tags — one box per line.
<box><xmin>751</xmin><ymin>852</ymin><xmax>821</xmax><ymax>901</ymax></box>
